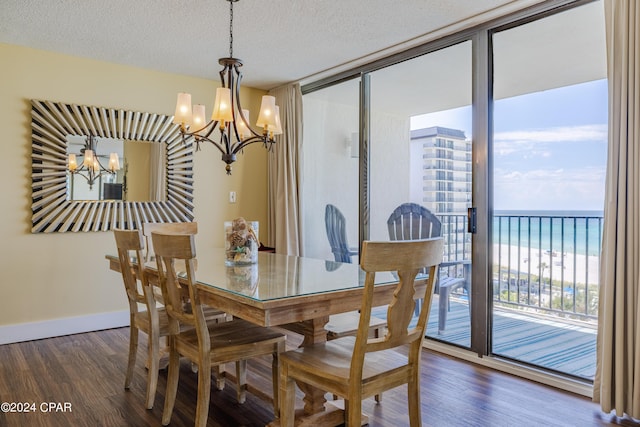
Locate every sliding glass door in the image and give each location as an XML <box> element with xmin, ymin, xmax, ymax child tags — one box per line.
<box><xmin>490</xmin><ymin>1</ymin><xmax>606</xmax><ymax>379</ymax></box>
<box><xmin>368</xmin><ymin>41</ymin><xmax>472</xmax><ymax>348</ymax></box>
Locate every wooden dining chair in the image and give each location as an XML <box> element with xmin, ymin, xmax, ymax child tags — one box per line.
<box><xmin>152</xmin><ymin>231</ymin><xmax>286</xmax><ymax>427</ymax></box>
<box><xmin>142</xmin><ymin>221</ymin><xmax>198</xmax><ymax>262</ymax></box>
<box><xmin>278</xmin><ymin>238</ymin><xmax>443</xmax><ymax>427</ymax></box>
<box><xmin>113</xmin><ymin>229</ymin><xmax>227</xmax><ymax>410</ymax></box>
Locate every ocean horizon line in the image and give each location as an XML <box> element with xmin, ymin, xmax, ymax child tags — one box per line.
<box><xmin>494</xmin><ymin>209</ymin><xmax>604</xmax><ymax>217</ymax></box>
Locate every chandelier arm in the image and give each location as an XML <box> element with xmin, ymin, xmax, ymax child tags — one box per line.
<box><xmin>69</xmin><ymin>168</ymin><xmax>109</xmax><ymax>190</ymax></box>
<box><xmin>233</xmin><ymin>65</ymin><xmax>263</xmax><ymax>140</ymax></box>
<box><xmin>192</xmin><ymin>134</ymin><xmax>228</xmax><ymax>157</ymax></box>
<box><xmin>183</xmin><ymin>120</ymin><xmax>219</xmax><ymax>140</ymax></box>
<box><xmin>70</xmin><ymin>156</ymin><xmax>115</xmax><ymax>177</ymax></box>
<box><xmin>231</xmin><ymin>135</ymin><xmax>270</xmax><ymax>155</ymax></box>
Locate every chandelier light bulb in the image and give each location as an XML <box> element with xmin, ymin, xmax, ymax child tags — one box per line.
<box><xmin>68</xmin><ymin>153</ymin><xmax>77</xmax><ymax>171</ymax></box>
<box><xmin>211</xmin><ymin>87</ymin><xmax>234</xmax><ymax>124</ymax></box>
<box><xmin>192</xmin><ymin>104</ymin><xmax>207</xmax><ymax>135</ymax></box>
<box><xmin>109</xmin><ymin>153</ymin><xmax>121</xmax><ymax>171</ymax></box>
<box><xmin>256</xmin><ymin>95</ymin><xmax>277</xmax><ymax>129</ymax></box>
<box><xmin>83</xmin><ymin>149</ymin><xmax>94</xmax><ymax>168</ymax></box>
<box><xmin>174</xmin><ymin>92</ymin><xmax>193</xmax><ymax>125</ymax></box>
<box><xmin>237</xmin><ymin>109</ymin><xmax>251</xmax><ymax>139</ymax></box>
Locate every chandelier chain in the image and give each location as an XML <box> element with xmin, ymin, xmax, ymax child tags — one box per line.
<box><xmin>229</xmin><ymin>0</ymin><xmax>234</xmax><ymax>58</ymax></box>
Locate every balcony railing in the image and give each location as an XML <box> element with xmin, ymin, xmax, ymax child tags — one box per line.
<box><xmin>437</xmin><ymin>212</ymin><xmax>602</xmax><ymax>322</ymax></box>
<box><xmin>493</xmin><ymin>213</ymin><xmax>602</xmax><ymax>321</ymax></box>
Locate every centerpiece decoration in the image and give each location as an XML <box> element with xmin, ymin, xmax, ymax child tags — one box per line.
<box><xmin>224</xmin><ymin>217</ymin><xmax>259</xmax><ymax>265</ymax></box>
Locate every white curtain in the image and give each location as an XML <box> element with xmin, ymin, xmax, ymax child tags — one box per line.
<box><xmin>593</xmin><ymin>0</ymin><xmax>640</xmax><ymax>420</ymax></box>
<box><xmin>267</xmin><ymin>83</ymin><xmax>303</xmax><ymax>255</ymax></box>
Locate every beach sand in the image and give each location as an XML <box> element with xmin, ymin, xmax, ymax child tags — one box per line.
<box><xmin>494</xmin><ymin>244</ymin><xmax>600</xmax><ymax>286</ymax></box>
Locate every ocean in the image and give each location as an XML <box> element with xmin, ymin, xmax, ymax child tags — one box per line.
<box><xmin>493</xmin><ymin>210</ymin><xmax>604</xmax><ymax>257</ymax></box>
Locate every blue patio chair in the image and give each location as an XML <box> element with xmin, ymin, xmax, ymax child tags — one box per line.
<box><xmin>325</xmin><ymin>204</ymin><xmax>359</xmax><ymax>263</ymax></box>
<box><xmin>387</xmin><ymin>202</ymin><xmax>470</xmax><ymax>334</ymax></box>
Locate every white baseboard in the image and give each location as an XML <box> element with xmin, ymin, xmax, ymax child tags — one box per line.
<box><xmin>0</xmin><ymin>310</ymin><xmax>130</xmax><ymax>345</ymax></box>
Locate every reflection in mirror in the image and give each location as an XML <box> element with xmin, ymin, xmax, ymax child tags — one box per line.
<box><xmin>31</xmin><ymin>99</ymin><xmax>194</xmax><ymax>233</ymax></box>
<box><xmin>66</xmin><ymin>136</ymin><xmax>167</xmax><ymax>202</ymax></box>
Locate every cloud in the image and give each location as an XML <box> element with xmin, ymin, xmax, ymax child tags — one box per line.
<box><xmin>493</xmin><ymin>124</ymin><xmax>607</xmax><ymax>156</ymax></box>
<box><xmin>494</xmin><ymin>166</ymin><xmax>606</xmax><ymax>211</ymax></box>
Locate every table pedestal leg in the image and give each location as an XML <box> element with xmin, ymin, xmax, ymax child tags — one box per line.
<box><xmin>281</xmin><ymin>316</ymin><xmax>330</xmax><ymax>415</ymax></box>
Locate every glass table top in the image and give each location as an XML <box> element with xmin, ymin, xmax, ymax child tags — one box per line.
<box><xmin>143</xmin><ymin>248</ymin><xmax>397</xmax><ymax>302</ymax></box>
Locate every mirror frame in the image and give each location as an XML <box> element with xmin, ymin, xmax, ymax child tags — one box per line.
<box><xmin>31</xmin><ymin>99</ymin><xmax>195</xmax><ymax>233</ymax></box>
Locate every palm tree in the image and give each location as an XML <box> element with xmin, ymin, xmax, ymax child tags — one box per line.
<box><xmin>537</xmin><ymin>261</ymin><xmax>549</xmax><ymax>291</ymax></box>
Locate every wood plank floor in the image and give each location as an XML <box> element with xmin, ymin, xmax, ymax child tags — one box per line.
<box><xmin>0</xmin><ymin>327</ymin><xmax>636</xmax><ymax>427</ymax></box>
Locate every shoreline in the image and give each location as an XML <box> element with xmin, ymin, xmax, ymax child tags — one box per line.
<box><xmin>494</xmin><ymin>244</ymin><xmax>600</xmax><ymax>286</ymax></box>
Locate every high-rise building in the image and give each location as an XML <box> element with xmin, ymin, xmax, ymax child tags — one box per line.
<box><xmin>410</xmin><ymin>126</ymin><xmax>472</xmax><ymax>263</ymax></box>
<box><xmin>410</xmin><ymin>126</ymin><xmax>472</xmax><ymax>214</ymax></box>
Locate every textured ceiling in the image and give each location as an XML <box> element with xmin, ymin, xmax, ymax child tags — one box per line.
<box><xmin>0</xmin><ymin>0</ymin><xmax>546</xmax><ymax>90</ymax></box>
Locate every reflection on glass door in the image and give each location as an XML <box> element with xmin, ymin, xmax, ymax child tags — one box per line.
<box><xmin>491</xmin><ymin>1</ymin><xmax>606</xmax><ymax>379</ymax></box>
<box><xmin>301</xmin><ymin>79</ymin><xmax>360</xmax><ymax>265</ymax></box>
<box><xmin>369</xmin><ymin>41</ymin><xmax>473</xmax><ymax>348</ymax></box>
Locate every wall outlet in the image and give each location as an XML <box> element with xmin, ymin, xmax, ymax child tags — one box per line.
<box><xmin>229</xmin><ymin>191</ymin><xmax>237</xmax><ymax>203</ymax></box>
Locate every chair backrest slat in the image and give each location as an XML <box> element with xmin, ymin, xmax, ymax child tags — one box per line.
<box><xmin>142</xmin><ymin>222</ymin><xmax>198</xmax><ymax>262</ymax></box>
<box><xmin>387</xmin><ymin>203</ymin><xmax>441</xmax><ymax>241</ymax></box>
<box><xmin>352</xmin><ymin>239</ymin><xmax>443</xmax><ymax>373</ymax></box>
<box><xmin>152</xmin><ymin>232</ymin><xmax>209</xmax><ymax>346</ymax></box>
<box><xmin>113</xmin><ymin>229</ymin><xmax>147</xmax><ymax>307</ymax></box>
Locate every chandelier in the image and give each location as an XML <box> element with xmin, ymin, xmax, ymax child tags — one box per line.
<box><xmin>173</xmin><ymin>0</ymin><xmax>282</xmax><ymax>175</ymax></box>
<box><xmin>67</xmin><ymin>132</ymin><xmax>121</xmax><ymax>190</ymax></box>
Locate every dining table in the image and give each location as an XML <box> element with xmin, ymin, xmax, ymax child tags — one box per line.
<box><xmin>106</xmin><ymin>248</ymin><xmax>425</xmax><ymax>426</ymax></box>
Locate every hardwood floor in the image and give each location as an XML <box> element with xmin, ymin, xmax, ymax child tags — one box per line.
<box><xmin>0</xmin><ymin>327</ymin><xmax>635</xmax><ymax>427</ymax></box>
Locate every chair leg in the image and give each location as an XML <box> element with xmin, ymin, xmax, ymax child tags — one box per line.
<box><xmin>438</xmin><ymin>287</ymin><xmax>452</xmax><ymax>334</ymax></box>
<box><xmin>124</xmin><ymin>323</ymin><xmax>138</xmax><ymax>390</ymax></box>
<box><xmin>407</xmin><ymin>374</ymin><xmax>421</xmax><ymax>426</ymax></box>
<box><xmin>161</xmin><ymin>339</ymin><xmax>180</xmax><ymax>426</ymax></box>
<box><xmin>272</xmin><ymin>349</ymin><xmax>281</xmax><ymax>418</ymax></box>
<box><xmin>373</xmin><ymin>327</ymin><xmax>382</xmax><ymax>403</ymax></box>
<box><xmin>145</xmin><ymin>327</ymin><xmax>160</xmax><ymax>409</ymax></box>
<box><xmin>345</xmin><ymin>396</ymin><xmax>362</xmax><ymax>427</ymax></box>
<box><xmin>214</xmin><ymin>363</ymin><xmax>225</xmax><ymax>390</ymax></box>
<box><xmin>194</xmin><ymin>361</ymin><xmax>212</xmax><ymax>427</ymax></box>
<box><xmin>236</xmin><ymin>360</ymin><xmax>247</xmax><ymax>404</ymax></box>
<box><xmin>279</xmin><ymin>362</ymin><xmax>295</xmax><ymax>427</ymax></box>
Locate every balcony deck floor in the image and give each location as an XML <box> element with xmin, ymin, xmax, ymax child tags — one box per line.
<box><xmin>373</xmin><ymin>295</ymin><xmax>597</xmax><ymax>380</ymax></box>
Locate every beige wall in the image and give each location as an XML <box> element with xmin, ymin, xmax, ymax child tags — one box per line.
<box><xmin>0</xmin><ymin>43</ymin><xmax>268</xmax><ymax>336</ymax></box>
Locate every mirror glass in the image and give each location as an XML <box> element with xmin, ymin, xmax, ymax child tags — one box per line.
<box><xmin>66</xmin><ymin>135</ymin><xmax>167</xmax><ymax>202</ymax></box>
<box><xmin>31</xmin><ymin>99</ymin><xmax>195</xmax><ymax>233</ymax></box>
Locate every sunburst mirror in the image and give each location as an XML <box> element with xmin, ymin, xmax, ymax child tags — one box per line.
<box><xmin>30</xmin><ymin>99</ymin><xmax>195</xmax><ymax>233</ymax></box>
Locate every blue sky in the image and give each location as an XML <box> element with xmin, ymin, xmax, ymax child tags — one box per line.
<box><xmin>411</xmin><ymin>79</ymin><xmax>608</xmax><ymax>212</ymax></box>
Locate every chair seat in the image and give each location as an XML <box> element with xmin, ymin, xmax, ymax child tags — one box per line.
<box><xmin>175</xmin><ymin>318</ymin><xmax>285</xmax><ymax>364</ymax></box>
<box><xmin>280</xmin><ymin>336</ymin><xmax>408</xmax><ymax>391</ymax></box>
<box><xmin>133</xmin><ymin>306</ymin><xmax>227</xmax><ymax>336</ymax></box>
<box><xmin>326</xmin><ymin>312</ymin><xmax>387</xmax><ymax>340</ymax></box>
<box><xmin>439</xmin><ymin>276</ymin><xmax>465</xmax><ymax>290</ymax></box>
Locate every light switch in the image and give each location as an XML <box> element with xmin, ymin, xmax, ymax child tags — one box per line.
<box><xmin>229</xmin><ymin>191</ymin><xmax>237</xmax><ymax>203</ymax></box>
